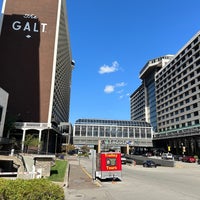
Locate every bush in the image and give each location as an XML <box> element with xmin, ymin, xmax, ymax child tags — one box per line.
<box><xmin>194</xmin><ymin>155</ymin><xmax>199</xmax><ymax>160</ymax></box>
<box><xmin>0</xmin><ymin>178</ymin><xmax>64</xmax><ymax>200</ymax></box>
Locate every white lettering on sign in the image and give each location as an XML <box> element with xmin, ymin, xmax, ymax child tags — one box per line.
<box><xmin>12</xmin><ymin>21</ymin><xmax>47</xmax><ymax>33</ymax></box>
<box><xmin>23</xmin><ymin>14</ymin><xmax>37</xmax><ymax>19</ymax></box>
<box><xmin>11</xmin><ymin>14</ymin><xmax>48</xmax><ymax>38</ymax></box>
<box><xmin>41</xmin><ymin>23</ymin><xmax>47</xmax><ymax>32</ymax></box>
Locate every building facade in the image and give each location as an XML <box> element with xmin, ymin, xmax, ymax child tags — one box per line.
<box><xmin>130</xmin><ymin>55</ymin><xmax>173</xmax><ymax>132</ymax></box>
<box><xmin>130</xmin><ymin>84</ymin><xmax>145</xmax><ymax>121</ymax></box>
<box><xmin>0</xmin><ymin>0</ymin><xmax>73</xmax><ymax>153</ymax></box>
<box><xmin>131</xmin><ymin>31</ymin><xmax>200</xmax><ymax>156</ymax></box>
<box><xmin>73</xmin><ymin>119</ymin><xmax>153</xmax><ymax>153</ymax></box>
<box><xmin>154</xmin><ymin>31</ymin><xmax>200</xmax><ymax>156</ymax></box>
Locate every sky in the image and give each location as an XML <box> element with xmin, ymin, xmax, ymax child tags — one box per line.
<box><xmin>1</xmin><ymin>0</ymin><xmax>200</xmax><ymax>125</ymax></box>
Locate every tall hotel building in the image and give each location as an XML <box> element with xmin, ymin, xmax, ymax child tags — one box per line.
<box><xmin>130</xmin><ymin>56</ymin><xmax>173</xmax><ymax>132</ymax></box>
<box><xmin>131</xmin><ymin>31</ymin><xmax>200</xmax><ymax>156</ymax></box>
<box><xmin>154</xmin><ymin>31</ymin><xmax>200</xmax><ymax>156</ymax></box>
<box><xmin>0</xmin><ymin>0</ymin><xmax>74</xmax><ymax>152</ymax></box>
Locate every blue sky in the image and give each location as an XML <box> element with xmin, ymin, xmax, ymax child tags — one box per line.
<box><xmin>1</xmin><ymin>1</ymin><xmax>200</xmax><ymax>124</ymax></box>
<box><xmin>66</xmin><ymin>0</ymin><xmax>200</xmax><ymax>124</ymax></box>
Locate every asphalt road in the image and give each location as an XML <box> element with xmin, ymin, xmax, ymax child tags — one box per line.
<box><xmin>104</xmin><ymin>164</ymin><xmax>200</xmax><ymax>200</ymax></box>
<box><xmin>77</xmin><ymin>157</ymin><xmax>200</xmax><ymax>200</ymax></box>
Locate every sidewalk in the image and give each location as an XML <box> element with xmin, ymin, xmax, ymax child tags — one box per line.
<box><xmin>64</xmin><ymin>156</ymin><xmax>107</xmax><ymax>200</ymax></box>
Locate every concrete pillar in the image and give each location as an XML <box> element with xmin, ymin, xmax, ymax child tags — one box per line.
<box><xmin>98</xmin><ymin>139</ymin><xmax>101</xmax><ymax>153</ymax></box>
<box><xmin>21</xmin><ymin>129</ymin><xmax>26</xmax><ymax>153</ymax></box>
<box><xmin>126</xmin><ymin>144</ymin><xmax>129</xmax><ymax>154</ymax></box>
<box><xmin>38</xmin><ymin>130</ymin><xmax>42</xmax><ymax>154</ymax></box>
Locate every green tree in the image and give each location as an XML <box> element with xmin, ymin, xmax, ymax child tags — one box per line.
<box><xmin>24</xmin><ymin>134</ymin><xmax>41</xmax><ymax>153</ymax></box>
<box><xmin>66</xmin><ymin>144</ymin><xmax>75</xmax><ymax>153</ymax></box>
<box><xmin>81</xmin><ymin>145</ymin><xmax>90</xmax><ymax>154</ymax></box>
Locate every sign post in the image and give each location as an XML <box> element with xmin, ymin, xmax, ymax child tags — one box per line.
<box><xmin>91</xmin><ymin>149</ymin><xmax>96</xmax><ymax>180</ymax></box>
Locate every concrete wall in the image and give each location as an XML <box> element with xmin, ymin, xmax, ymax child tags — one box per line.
<box><xmin>126</xmin><ymin>155</ymin><xmax>175</xmax><ymax>167</ymax></box>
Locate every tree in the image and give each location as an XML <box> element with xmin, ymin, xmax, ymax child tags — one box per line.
<box><xmin>24</xmin><ymin>134</ymin><xmax>41</xmax><ymax>153</ymax></box>
<box><xmin>66</xmin><ymin>144</ymin><xmax>75</xmax><ymax>152</ymax></box>
<box><xmin>81</xmin><ymin>145</ymin><xmax>90</xmax><ymax>154</ymax></box>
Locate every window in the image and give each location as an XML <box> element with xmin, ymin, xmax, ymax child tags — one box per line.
<box><xmin>194</xmin><ymin>111</ymin><xmax>198</xmax><ymax>116</ymax></box>
<box><xmin>186</xmin><ymin>106</ymin><xmax>190</xmax><ymax>111</ymax></box>
<box><xmin>181</xmin><ymin>116</ymin><xmax>185</xmax><ymax>120</ymax></box>
<box><xmin>192</xmin><ymin>95</ymin><xmax>197</xmax><ymax>100</ymax></box>
<box><xmin>193</xmin><ymin>103</ymin><xmax>198</xmax><ymax>108</ymax></box>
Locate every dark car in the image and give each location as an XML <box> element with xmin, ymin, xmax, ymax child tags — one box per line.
<box><xmin>173</xmin><ymin>155</ymin><xmax>183</xmax><ymax>161</ymax></box>
<box><xmin>182</xmin><ymin>156</ymin><xmax>196</xmax><ymax>163</ymax></box>
<box><xmin>143</xmin><ymin>160</ymin><xmax>157</xmax><ymax>168</ymax></box>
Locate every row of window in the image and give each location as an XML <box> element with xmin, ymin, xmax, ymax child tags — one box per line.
<box><xmin>75</xmin><ymin>119</ymin><xmax>151</xmax><ymax>127</ymax></box>
<box><xmin>158</xmin><ymin>110</ymin><xmax>198</xmax><ymax>121</ymax></box>
<box><xmin>158</xmin><ymin>119</ymin><xmax>200</xmax><ymax>132</ymax></box>
<box><xmin>157</xmin><ymin>95</ymin><xmax>199</xmax><ymax>115</ymax></box>
<box><xmin>156</xmin><ymin>36</ymin><xmax>200</xmax><ymax>80</ymax></box>
<box><xmin>74</xmin><ymin>125</ymin><xmax>152</xmax><ymax>139</ymax></box>
<box><xmin>157</xmin><ymin>55</ymin><xmax>200</xmax><ymax>85</ymax></box>
<box><xmin>157</xmin><ymin>70</ymin><xmax>200</xmax><ymax>101</ymax></box>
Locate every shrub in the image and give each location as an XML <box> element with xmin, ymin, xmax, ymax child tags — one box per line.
<box><xmin>194</xmin><ymin>155</ymin><xmax>198</xmax><ymax>160</ymax></box>
<box><xmin>0</xmin><ymin>178</ymin><xmax>64</xmax><ymax>200</ymax></box>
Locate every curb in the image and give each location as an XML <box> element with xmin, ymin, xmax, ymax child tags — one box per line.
<box><xmin>80</xmin><ymin>165</ymin><xmax>102</xmax><ymax>187</ymax></box>
<box><xmin>63</xmin><ymin>162</ymin><xmax>70</xmax><ymax>188</ymax></box>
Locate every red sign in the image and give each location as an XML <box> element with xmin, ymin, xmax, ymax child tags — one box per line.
<box><xmin>100</xmin><ymin>152</ymin><xmax>122</xmax><ymax>171</ymax></box>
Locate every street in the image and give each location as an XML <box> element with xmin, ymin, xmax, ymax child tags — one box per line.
<box><xmin>78</xmin><ymin>157</ymin><xmax>200</xmax><ymax>200</ymax></box>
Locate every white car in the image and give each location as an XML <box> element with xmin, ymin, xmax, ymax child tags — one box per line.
<box><xmin>161</xmin><ymin>153</ymin><xmax>173</xmax><ymax>160</ymax></box>
<box><xmin>121</xmin><ymin>154</ymin><xmax>127</xmax><ymax>164</ymax></box>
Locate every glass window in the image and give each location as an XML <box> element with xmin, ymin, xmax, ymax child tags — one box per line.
<box><xmin>135</xmin><ymin>128</ymin><xmax>139</xmax><ymax>138</ymax></box>
<box><xmin>129</xmin><ymin>128</ymin><xmax>134</xmax><ymax>138</ymax></box>
<box><xmin>111</xmin><ymin>127</ymin><xmax>116</xmax><ymax>137</ymax></box>
<box><xmin>93</xmin><ymin>126</ymin><xmax>98</xmax><ymax>137</ymax></box>
<box><xmin>81</xmin><ymin>126</ymin><xmax>86</xmax><ymax>136</ymax></box>
<box><xmin>117</xmin><ymin>127</ymin><xmax>122</xmax><ymax>137</ymax></box>
<box><xmin>105</xmin><ymin>127</ymin><xmax>110</xmax><ymax>137</ymax></box>
<box><xmin>75</xmin><ymin>126</ymin><xmax>81</xmax><ymax>136</ymax></box>
<box><xmin>87</xmin><ymin>126</ymin><xmax>92</xmax><ymax>136</ymax></box>
<box><xmin>194</xmin><ymin>111</ymin><xmax>198</xmax><ymax>116</ymax></box>
<box><xmin>99</xmin><ymin>127</ymin><xmax>104</xmax><ymax>137</ymax></box>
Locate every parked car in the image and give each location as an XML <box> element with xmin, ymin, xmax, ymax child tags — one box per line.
<box><xmin>198</xmin><ymin>159</ymin><xmax>200</xmax><ymax>164</ymax></box>
<box><xmin>143</xmin><ymin>160</ymin><xmax>157</xmax><ymax>168</ymax></box>
<box><xmin>161</xmin><ymin>153</ymin><xmax>173</xmax><ymax>160</ymax></box>
<box><xmin>173</xmin><ymin>155</ymin><xmax>183</xmax><ymax>161</ymax></box>
<box><xmin>121</xmin><ymin>154</ymin><xmax>127</xmax><ymax>164</ymax></box>
<box><xmin>142</xmin><ymin>152</ymin><xmax>152</xmax><ymax>157</ymax></box>
<box><xmin>182</xmin><ymin>156</ymin><xmax>196</xmax><ymax>163</ymax></box>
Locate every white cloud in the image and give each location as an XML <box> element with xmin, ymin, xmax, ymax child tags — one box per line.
<box><xmin>98</xmin><ymin>61</ymin><xmax>119</xmax><ymax>74</ymax></box>
<box><xmin>104</xmin><ymin>85</ymin><xmax>115</xmax><ymax>93</ymax></box>
<box><xmin>116</xmin><ymin>89</ymin><xmax>124</xmax><ymax>94</ymax></box>
<box><xmin>115</xmin><ymin>82</ymin><xmax>126</xmax><ymax>87</ymax></box>
<box><xmin>104</xmin><ymin>82</ymin><xmax>127</xmax><ymax>94</ymax></box>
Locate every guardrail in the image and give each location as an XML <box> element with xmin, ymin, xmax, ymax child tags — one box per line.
<box><xmin>125</xmin><ymin>155</ymin><xmax>175</xmax><ymax>167</ymax></box>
